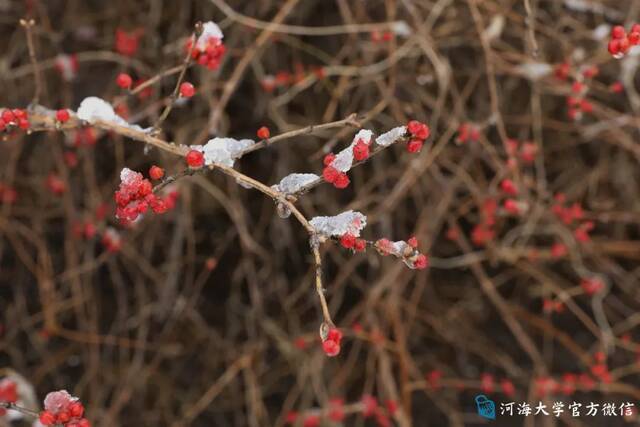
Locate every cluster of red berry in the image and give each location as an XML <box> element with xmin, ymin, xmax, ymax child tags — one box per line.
<box><xmin>114</xmin><ymin>169</ymin><xmax>176</xmax><ymax>225</ymax></box>
<box><xmin>39</xmin><ymin>390</ymin><xmax>90</xmax><ymax>427</ymax></box>
<box><xmin>471</xmin><ymin>198</ymin><xmax>497</xmax><ymax>246</ymax></box>
<box><xmin>551</xmin><ymin>194</ymin><xmax>594</xmax><ymax>242</ymax></box>
<box><xmin>505</xmin><ymin>138</ymin><xmax>537</xmax><ymax>165</ymax></box>
<box><xmin>0</xmin><ymin>378</ymin><xmax>17</xmax><ymax>416</ymax></box>
<box><xmin>406</xmin><ymin>120</ymin><xmax>430</xmax><ymax>153</ymax></box>
<box><xmin>455</xmin><ymin>122</ymin><xmax>480</xmax><ymax>144</ymax></box>
<box><xmin>0</xmin><ymin>109</ymin><xmax>30</xmax><ymax>132</ymax></box>
<box><xmin>187</xmin><ymin>35</ymin><xmax>225</xmax><ymax>70</ymax></box>
<box><xmin>339</xmin><ymin>233</ymin><xmax>366</xmax><ymax>252</ymax></box>
<box><xmin>607</xmin><ymin>24</ymin><xmax>640</xmax><ymax>58</ymax></box>
<box><xmin>321</xmin><ymin>327</ymin><xmax>342</xmax><ymax>357</ymax></box>
<box><xmin>565</xmin><ymin>66</ymin><xmax>598</xmax><ymax>121</ymax></box>
<box><xmin>322</xmin><ymin>154</ymin><xmax>350</xmax><ymax>189</ymax></box>
<box><xmin>374</xmin><ymin>237</ymin><xmax>429</xmax><ymax>269</ymax></box>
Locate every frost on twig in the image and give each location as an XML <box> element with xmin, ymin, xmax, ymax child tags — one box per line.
<box><xmin>191</xmin><ymin>137</ymin><xmax>255</xmax><ymax>167</ymax></box>
<box><xmin>272</xmin><ymin>173</ymin><xmax>319</xmax><ymax>194</ymax></box>
<box><xmin>375</xmin><ymin>126</ymin><xmax>407</xmax><ymax>147</ymax></box>
<box><xmin>77</xmin><ymin>97</ymin><xmax>149</xmax><ymax>132</ymax></box>
<box><xmin>330</xmin><ymin>129</ymin><xmax>373</xmax><ymax>172</ymax></box>
<box><xmin>310</xmin><ymin>210</ymin><xmax>367</xmax><ymax>237</ymax></box>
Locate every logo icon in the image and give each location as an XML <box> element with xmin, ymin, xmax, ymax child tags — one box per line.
<box><xmin>475</xmin><ymin>395</ymin><xmax>496</xmax><ymax>420</ymax></box>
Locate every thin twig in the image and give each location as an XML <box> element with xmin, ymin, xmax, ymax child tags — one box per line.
<box><xmin>0</xmin><ymin>401</ymin><xmax>39</xmax><ymax>418</ymax></box>
<box><xmin>151</xmin><ymin>23</ymin><xmax>203</xmax><ymax>134</ymax></box>
<box><xmin>20</xmin><ymin>18</ymin><xmax>43</xmax><ymax>106</ymax></box>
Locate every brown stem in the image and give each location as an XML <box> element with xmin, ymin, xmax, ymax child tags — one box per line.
<box><xmin>20</xmin><ymin>18</ymin><xmax>43</xmax><ymax>106</ymax></box>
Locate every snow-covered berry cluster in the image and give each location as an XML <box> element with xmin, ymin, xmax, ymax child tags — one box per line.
<box><xmin>322</xmin><ymin>327</ymin><xmax>343</xmax><ymax>357</ymax></box>
<box><xmin>607</xmin><ymin>24</ymin><xmax>640</xmax><ymax>58</ymax></box>
<box><xmin>322</xmin><ymin>153</ymin><xmax>350</xmax><ymax>189</ymax></box>
<box><xmin>0</xmin><ymin>108</ymin><xmax>30</xmax><ymax>132</ymax></box>
<box><xmin>188</xmin><ymin>22</ymin><xmax>226</xmax><ymax>70</ymax></box>
<box><xmin>374</xmin><ymin>237</ymin><xmax>428</xmax><ymax>269</ymax></box>
<box><xmin>39</xmin><ymin>390</ymin><xmax>90</xmax><ymax>427</ymax></box>
<box><xmin>114</xmin><ymin>168</ymin><xmax>176</xmax><ymax>225</ymax></box>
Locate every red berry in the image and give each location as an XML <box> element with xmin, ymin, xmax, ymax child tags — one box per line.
<box><xmin>116</xmin><ymin>73</ymin><xmax>133</xmax><ymax>89</ymax></box>
<box><xmin>407</xmin><ymin>138</ymin><xmax>423</xmax><ymax>153</ymax></box>
<box><xmin>333</xmin><ymin>172</ymin><xmax>350</xmax><ymax>189</ymax></box>
<box><xmin>500</xmin><ymin>179</ymin><xmax>518</xmax><ymax>195</ymax></box>
<box><xmin>322</xmin><ymin>166</ymin><xmax>340</xmax><ymax>183</ymax></box>
<box><xmin>608</xmin><ymin>39</ymin><xmax>621</xmax><ymax>56</ymax></box>
<box><xmin>611</xmin><ymin>25</ymin><xmax>626</xmax><ymax>39</ymax></box>
<box><xmin>179</xmin><ymin>82</ymin><xmax>195</xmax><ymax>98</ymax></box>
<box><xmin>256</xmin><ymin>126</ymin><xmax>270</xmax><ymax>139</ymax></box>
<box><xmin>13</xmin><ymin>109</ymin><xmax>26</xmax><ymax>119</ymax></box>
<box><xmin>2</xmin><ymin>110</ymin><xmax>15</xmax><ymax>123</ymax></box>
<box><xmin>413</xmin><ymin>254</ymin><xmax>428</xmax><ymax>269</ymax></box>
<box><xmin>18</xmin><ymin>118</ymin><xmax>30</xmax><ymax>130</ymax></box>
<box><xmin>56</xmin><ymin>109</ymin><xmax>70</xmax><ymax>123</ymax></box>
<box><xmin>352</xmin><ymin>140</ymin><xmax>369</xmax><ymax>161</ymax></box>
<box><xmin>327</xmin><ymin>328</ymin><xmax>343</xmax><ymax>343</ymax></box>
<box><xmin>407</xmin><ymin>236</ymin><xmax>418</xmax><ymax>248</ymax></box>
<box><xmin>78</xmin><ymin>419</ymin><xmax>91</xmax><ymax>427</ymax></box>
<box><xmin>340</xmin><ymin>233</ymin><xmax>356</xmax><ymax>249</ymax></box>
<box><xmin>57</xmin><ymin>411</ymin><xmax>71</xmax><ymax>423</ymax></box>
<box><xmin>185</xmin><ymin>149</ymin><xmax>204</xmax><ymax>168</ymax></box>
<box><xmin>571</xmin><ymin>81</ymin><xmax>585</xmax><ymax>94</ymax></box>
<box><xmin>0</xmin><ymin>119</ymin><xmax>5</xmax><ymax>131</ymax></box>
<box><xmin>504</xmin><ymin>199</ymin><xmax>520</xmax><ymax>215</ymax></box>
<box><xmin>354</xmin><ymin>238</ymin><xmax>366</xmax><ymax>252</ymax></box>
<box><xmin>407</xmin><ymin>120</ymin><xmax>430</xmax><ymax>139</ymax></box>
<box><xmin>322</xmin><ymin>339</ymin><xmax>340</xmax><ymax>357</ymax></box>
<box><xmin>39</xmin><ymin>411</ymin><xmax>56</xmax><ymax>426</ymax></box>
<box><xmin>149</xmin><ymin>165</ymin><xmax>164</xmax><ymax>180</ymax></box>
<box><xmin>69</xmin><ymin>402</ymin><xmax>84</xmax><ymax>418</ymax></box>
<box><xmin>628</xmin><ymin>31</ymin><xmax>640</xmax><ymax>45</ymax></box>
<box><xmin>323</xmin><ymin>153</ymin><xmax>336</xmax><ymax>166</ymax></box>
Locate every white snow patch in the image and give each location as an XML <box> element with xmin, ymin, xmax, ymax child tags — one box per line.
<box><xmin>331</xmin><ymin>144</ymin><xmax>355</xmax><ymax>172</ymax></box>
<box><xmin>376</xmin><ymin>126</ymin><xmax>406</xmax><ymax>146</ymax></box>
<box><xmin>77</xmin><ymin>97</ymin><xmax>148</xmax><ymax>132</ymax></box>
<box><xmin>197</xmin><ymin>21</ymin><xmax>224</xmax><ymax>49</ymax></box>
<box><xmin>273</xmin><ymin>173</ymin><xmax>319</xmax><ymax>194</ymax></box>
<box><xmin>310</xmin><ymin>210</ymin><xmax>367</xmax><ymax>237</ymax></box>
<box><xmin>195</xmin><ymin>137</ymin><xmax>255</xmax><ymax>167</ymax></box>
<box><xmin>353</xmin><ymin>129</ymin><xmax>374</xmax><ymax>145</ymax></box>
<box><xmin>329</xmin><ymin>129</ymin><xmax>373</xmax><ymax>172</ymax></box>
<box><xmin>119</xmin><ymin>167</ymin><xmax>140</xmax><ymax>184</ymax></box>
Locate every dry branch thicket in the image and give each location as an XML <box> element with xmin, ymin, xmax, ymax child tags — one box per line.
<box><xmin>1</xmin><ymin>0</ymin><xmax>640</xmax><ymax>426</ymax></box>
